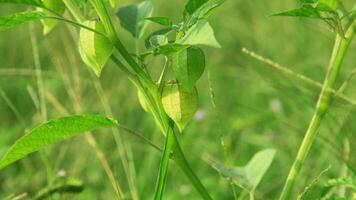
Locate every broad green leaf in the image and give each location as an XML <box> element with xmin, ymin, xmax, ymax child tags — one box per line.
<box><xmin>116</xmin><ymin>0</ymin><xmax>153</xmax><ymax>38</ymax></box>
<box><xmin>184</xmin><ymin>0</ymin><xmax>208</xmax><ymax>15</ymax></box>
<box><xmin>155</xmin><ymin>43</ymin><xmax>189</xmax><ymax>56</ymax></box>
<box><xmin>0</xmin><ymin>115</ymin><xmax>117</xmax><ymax>170</ymax></box>
<box><xmin>171</xmin><ymin>47</ymin><xmax>205</xmax><ymax>91</ymax></box>
<box><xmin>33</xmin><ymin>177</ymin><xmax>84</xmax><ymax>199</ymax></box>
<box><xmin>145</xmin><ymin>17</ymin><xmax>172</xmax><ymax>26</ymax></box>
<box><xmin>0</xmin><ymin>11</ymin><xmax>46</xmax><ymax>32</ymax></box>
<box><xmin>207</xmin><ymin>149</ymin><xmax>276</xmax><ymax>191</ymax></box>
<box><xmin>186</xmin><ymin>0</ymin><xmax>225</xmax><ymax>26</ymax></box>
<box><xmin>145</xmin><ymin>27</ymin><xmax>172</xmax><ymax>48</ymax></box>
<box><xmin>178</xmin><ymin>20</ymin><xmax>221</xmax><ymax>48</ymax></box>
<box><xmin>79</xmin><ymin>20</ymin><xmax>113</xmax><ymax>77</ymax></box>
<box><xmin>39</xmin><ymin>0</ymin><xmax>65</xmax><ymax>35</ymax></box>
<box><xmin>0</xmin><ymin>0</ymin><xmax>43</xmax><ymax>7</ymax></box>
<box><xmin>244</xmin><ymin>149</ymin><xmax>276</xmax><ymax>190</ymax></box>
<box><xmin>149</xmin><ymin>34</ymin><xmax>168</xmax><ymax>48</ymax></box>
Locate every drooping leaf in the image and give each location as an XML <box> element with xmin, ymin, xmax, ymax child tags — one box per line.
<box><xmin>79</xmin><ymin>20</ymin><xmax>113</xmax><ymax>77</ymax></box>
<box><xmin>184</xmin><ymin>0</ymin><xmax>208</xmax><ymax>15</ymax></box>
<box><xmin>0</xmin><ymin>115</ymin><xmax>117</xmax><ymax>170</ymax></box>
<box><xmin>178</xmin><ymin>19</ymin><xmax>221</xmax><ymax>48</ymax></box>
<box><xmin>186</xmin><ymin>0</ymin><xmax>225</xmax><ymax>26</ymax></box>
<box><xmin>206</xmin><ymin>149</ymin><xmax>276</xmax><ymax>191</ymax></box>
<box><xmin>0</xmin><ymin>11</ymin><xmax>46</xmax><ymax>32</ymax></box>
<box><xmin>145</xmin><ymin>17</ymin><xmax>172</xmax><ymax>26</ymax></box>
<box><xmin>116</xmin><ymin>0</ymin><xmax>153</xmax><ymax>38</ymax></box>
<box><xmin>33</xmin><ymin>177</ymin><xmax>84</xmax><ymax>200</ymax></box>
<box><xmin>0</xmin><ymin>0</ymin><xmax>43</xmax><ymax>7</ymax></box>
<box><xmin>39</xmin><ymin>0</ymin><xmax>65</xmax><ymax>35</ymax></box>
<box><xmin>145</xmin><ymin>27</ymin><xmax>172</xmax><ymax>48</ymax></box>
<box><xmin>171</xmin><ymin>47</ymin><xmax>205</xmax><ymax>91</ymax></box>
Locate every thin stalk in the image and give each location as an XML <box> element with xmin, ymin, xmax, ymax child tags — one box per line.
<box><xmin>153</xmin><ymin>121</ymin><xmax>175</xmax><ymax>200</ymax></box>
<box><xmin>279</xmin><ymin>25</ymin><xmax>354</xmax><ymax>200</ymax></box>
<box><xmin>172</xmin><ymin>130</ymin><xmax>213</xmax><ymax>200</ymax></box>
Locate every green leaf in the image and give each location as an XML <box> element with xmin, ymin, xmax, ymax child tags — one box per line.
<box><xmin>272</xmin><ymin>6</ymin><xmax>321</xmax><ymax>18</ymax></box>
<box><xmin>39</xmin><ymin>0</ymin><xmax>65</xmax><ymax>35</ymax></box>
<box><xmin>171</xmin><ymin>47</ymin><xmax>205</xmax><ymax>91</ymax></box>
<box><xmin>145</xmin><ymin>27</ymin><xmax>172</xmax><ymax>48</ymax></box>
<box><xmin>178</xmin><ymin>20</ymin><xmax>221</xmax><ymax>48</ymax></box>
<box><xmin>186</xmin><ymin>0</ymin><xmax>225</xmax><ymax>26</ymax></box>
<box><xmin>145</xmin><ymin>17</ymin><xmax>172</xmax><ymax>26</ymax></box>
<box><xmin>116</xmin><ymin>0</ymin><xmax>153</xmax><ymax>38</ymax></box>
<box><xmin>79</xmin><ymin>20</ymin><xmax>113</xmax><ymax>77</ymax></box>
<box><xmin>0</xmin><ymin>11</ymin><xmax>46</xmax><ymax>32</ymax></box>
<box><xmin>207</xmin><ymin>149</ymin><xmax>276</xmax><ymax>191</ymax></box>
<box><xmin>184</xmin><ymin>0</ymin><xmax>208</xmax><ymax>15</ymax></box>
<box><xmin>0</xmin><ymin>0</ymin><xmax>43</xmax><ymax>7</ymax></box>
<box><xmin>244</xmin><ymin>149</ymin><xmax>276</xmax><ymax>190</ymax></box>
<box><xmin>0</xmin><ymin>115</ymin><xmax>117</xmax><ymax>170</ymax></box>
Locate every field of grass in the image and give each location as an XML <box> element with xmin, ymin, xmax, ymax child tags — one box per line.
<box><xmin>0</xmin><ymin>0</ymin><xmax>355</xmax><ymax>199</ymax></box>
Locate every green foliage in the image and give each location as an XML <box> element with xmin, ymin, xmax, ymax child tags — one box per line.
<box><xmin>145</xmin><ymin>17</ymin><xmax>172</xmax><ymax>26</ymax></box>
<box><xmin>184</xmin><ymin>0</ymin><xmax>208</xmax><ymax>16</ymax></box>
<box><xmin>0</xmin><ymin>0</ymin><xmax>43</xmax><ymax>7</ymax></box>
<box><xmin>272</xmin><ymin>0</ymin><xmax>345</xmax><ymax>35</ymax></box>
<box><xmin>325</xmin><ymin>177</ymin><xmax>356</xmax><ymax>190</ymax></box>
<box><xmin>178</xmin><ymin>20</ymin><xmax>221</xmax><ymax>48</ymax></box>
<box><xmin>0</xmin><ymin>11</ymin><xmax>45</xmax><ymax>32</ymax></box>
<box><xmin>185</xmin><ymin>0</ymin><xmax>226</xmax><ymax>27</ymax></box>
<box><xmin>207</xmin><ymin>149</ymin><xmax>276</xmax><ymax>192</ymax></box>
<box><xmin>0</xmin><ymin>115</ymin><xmax>117</xmax><ymax>170</ymax></box>
<box><xmin>39</xmin><ymin>0</ymin><xmax>65</xmax><ymax>35</ymax></box>
<box><xmin>116</xmin><ymin>0</ymin><xmax>153</xmax><ymax>38</ymax></box>
<box><xmin>79</xmin><ymin>20</ymin><xmax>113</xmax><ymax>76</ymax></box>
<box><xmin>145</xmin><ymin>27</ymin><xmax>173</xmax><ymax>48</ymax></box>
<box><xmin>171</xmin><ymin>47</ymin><xmax>205</xmax><ymax>91</ymax></box>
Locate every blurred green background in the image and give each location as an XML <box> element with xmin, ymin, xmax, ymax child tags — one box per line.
<box><xmin>0</xmin><ymin>0</ymin><xmax>355</xmax><ymax>199</ymax></box>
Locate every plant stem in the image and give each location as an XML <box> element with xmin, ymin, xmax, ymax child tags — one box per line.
<box><xmin>279</xmin><ymin>25</ymin><xmax>354</xmax><ymax>200</ymax></box>
<box><xmin>154</xmin><ymin>121</ymin><xmax>175</xmax><ymax>200</ymax></box>
<box><xmin>172</xmin><ymin>131</ymin><xmax>213</xmax><ymax>200</ymax></box>
<box><xmin>90</xmin><ymin>1</ymin><xmax>213</xmax><ymax>199</ymax></box>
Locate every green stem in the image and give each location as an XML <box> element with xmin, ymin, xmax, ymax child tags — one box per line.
<box><xmin>279</xmin><ymin>25</ymin><xmax>354</xmax><ymax>200</ymax></box>
<box><xmin>172</xmin><ymin>131</ymin><xmax>213</xmax><ymax>200</ymax></box>
<box><xmin>153</xmin><ymin>121</ymin><xmax>175</xmax><ymax>200</ymax></box>
<box><xmin>89</xmin><ymin>1</ymin><xmax>212</xmax><ymax>199</ymax></box>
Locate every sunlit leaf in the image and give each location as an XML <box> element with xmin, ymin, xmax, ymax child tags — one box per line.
<box><xmin>155</xmin><ymin>43</ymin><xmax>189</xmax><ymax>56</ymax></box>
<box><xmin>0</xmin><ymin>115</ymin><xmax>118</xmax><ymax>170</ymax></box>
<box><xmin>0</xmin><ymin>11</ymin><xmax>46</xmax><ymax>32</ymax></box>
<box><xmin>39</xmin><ymin>0</ymin><xmax>65</xmax><ymax>35</ymax></box>
<box><xmin>149</xmin><ymin>34</ymin><xmax>168</xmax><ymax>48</ymax></box>
<box><xmin>116</xmin><ymin>0</ymin><xmax>153</xmax><ymax>38</ymax></box>
<box><xmin>178</xmin><ymin>19</ymin><xmax>221</xmax><ymax>48</ymax></box>
<box><xmin>79</xmin><ymin>20</ymin><xmax>113</xmax><ymax>77</ymax></box>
